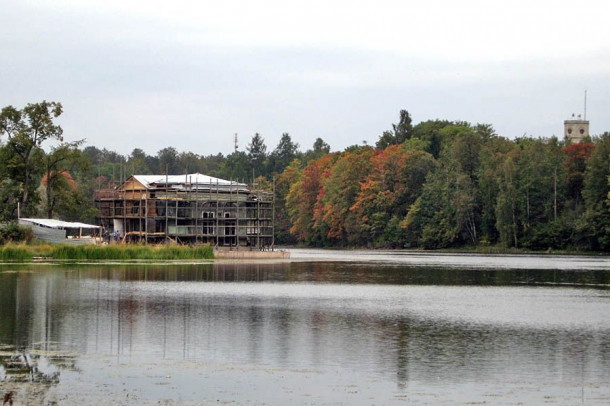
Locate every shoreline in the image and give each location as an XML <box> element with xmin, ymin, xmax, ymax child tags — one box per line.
<box><xmin>1</xmin><ymin>238</ymin><xmax>609</xmax><ymax>264</ymax></box>
<box><xmin>0</xmin><ymin>248</ymin><xmax>608</xmax><ymax>269</ymax></box>
<box><xmin>282</xmin><ymin>244</ymin><xmax>610</xmax><ymax>256</ymax></box>
<box><xmin>0</xmin><ymin>240</ymin><xmax>608</xmax><ymax>267</ymax></box>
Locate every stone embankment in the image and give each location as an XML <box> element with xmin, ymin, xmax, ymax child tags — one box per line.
<box><xmin>213</xmin><ymin>249</ymin><xmax>290</xmax><ymax>259</ymax></box>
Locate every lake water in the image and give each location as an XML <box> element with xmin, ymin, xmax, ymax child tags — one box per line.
<box><xmin>1</xmin><ymin>250</ymin><xmax>609</xmax><ymax>405</ymax></box>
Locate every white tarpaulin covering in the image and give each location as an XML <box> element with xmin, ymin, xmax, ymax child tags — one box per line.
<box><xmin>133</xmin><ymin>173</ymin><xmax>246</xmax><ymax>188</ymax></box>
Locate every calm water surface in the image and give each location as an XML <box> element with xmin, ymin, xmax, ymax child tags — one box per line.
<box><xmin>0</xmin><ymin>250</ymin><xmax>609</xmax><ymax>405</ymax></box>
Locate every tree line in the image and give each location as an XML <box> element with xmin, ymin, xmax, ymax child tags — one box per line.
<box><xmin>1</xmin><ymin>102</ymin><xmax>608</xmax><ymax>251</ymax></box>
<box><xmin>279</xmin><ymin>111</ymin><xmax>610</xmax><ymax>251</ymax></box>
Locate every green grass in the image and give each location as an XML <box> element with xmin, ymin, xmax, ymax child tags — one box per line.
<box><xmin>0</xmin><ymin>243</ymin><xmax>214</xmax><ymax>262</ymax></box>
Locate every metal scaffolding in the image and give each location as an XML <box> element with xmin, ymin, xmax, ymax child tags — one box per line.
<box><xmin>95</xmin><ymin>174</ymin><xmax>274</xmax><ymax>250</ymax></box>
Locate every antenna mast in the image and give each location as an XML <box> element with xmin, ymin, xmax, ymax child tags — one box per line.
<box><xmin>234</xmin><ymin>133</ymin><xmax>239</xmax><ymax>152</ymax></box>
<box><xmin>584</xmin><ymin>90</ymin><xmax>587</xmax><ymax>121</ymax></box>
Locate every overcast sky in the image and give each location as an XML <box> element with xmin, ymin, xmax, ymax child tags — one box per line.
<box><xmin>2</xmin><ymin>0</ymin><xmax>609</xmax><ymax>156</ymax></box>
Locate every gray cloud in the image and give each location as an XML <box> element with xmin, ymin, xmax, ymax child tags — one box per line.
<box><xmin>1</xmin><ymin>1</ymin><xmax>609</xmax><ymax>157</ymax></box>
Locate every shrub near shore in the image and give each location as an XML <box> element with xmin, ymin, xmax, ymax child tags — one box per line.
<box><xmin>0</xmin><ymin>243</ymin><xmax>214</xmax><ymax>262</ymax></box>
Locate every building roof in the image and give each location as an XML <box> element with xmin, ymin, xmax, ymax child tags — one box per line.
<box><xmin>19</xmin><ymin>218</ymin><xmax>100</xmax><ymax>229</ymax></box>
<box><xmin>132</xmin><ymin>173</ymin><xmax>247</xmax><ymax>189</ymax></box>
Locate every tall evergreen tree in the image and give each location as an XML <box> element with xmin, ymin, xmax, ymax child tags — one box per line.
<box><xmin>269</xmin><ymin>133</ymin><xmax>299</xmax><ymax>175</ymax></box>
<box><xmin>247</xmin><ymin>133</ymin><xmax>268</xmax><ymax>178</ymax></box>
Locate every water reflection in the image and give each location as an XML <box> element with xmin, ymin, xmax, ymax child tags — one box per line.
<box><xmin>0</xmin><ymin>261</ymin><xmax>609</xmax><ymax>403</ymax></box>
<box><xmin>0</xmin><ymin>343</ymin><xmax>75</xmax><ymax>384</ymax></box>
<box><xmin>44</xmin><ymin>261</ymin><xmax>610</xmax><ymax>286</ymax></box>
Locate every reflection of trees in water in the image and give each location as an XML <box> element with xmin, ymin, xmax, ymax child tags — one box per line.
<box><xmin>55</xmin><ymin>262</ymin><xmax>610</xmax><ymax>287</ymax></box>
<box><xmin>0</xmin><ymin>274</ymin><xmax>17</xmax><ymax>346</ymax></box>
<box><xmin>62</xmin><ymin>262</ymin><xmax>291</xmax><ymax>283</ymax></box>
<box><xmin>1</xmin><ymin>263</ymin><xmax>608</xmax><ymax>394</ymax></box>
<box><xmin>0</xmin><ymin>273</ymin><xmax>78</xmax><ymax>393</ymax></box>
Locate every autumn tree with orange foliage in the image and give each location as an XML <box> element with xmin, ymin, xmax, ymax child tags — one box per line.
<box><xmin>286</xmin><ymin>154</ymin><xmax>336</xmax><ymax>244</ymax></box>
<box><xmin>351</xmin><ymin>145</ymin><xmax>436</xmax><ymax>247</ymax></box>
<box><xmin>314</xmin><ymin>147</ymin><xmax>373</xmax><ymax>245</ymax></box>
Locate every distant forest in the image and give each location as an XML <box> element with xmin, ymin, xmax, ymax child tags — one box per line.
<box><xmin>1</xmin><ymin>102</ymin><xmax>609</xmax><ymax>251</ymax></box>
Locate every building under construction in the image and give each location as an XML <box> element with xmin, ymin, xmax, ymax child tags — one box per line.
<box><xmin>95</xmin><ymin>173</ymin><xmax>274</xmax><ymax>249</ymax></box>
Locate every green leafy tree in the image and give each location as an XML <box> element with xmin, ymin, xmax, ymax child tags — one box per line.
<box><xmin>302</xmin><ymin>138</ymin><xmax>331</xmax><ymax>163</ymax></box>
<box><xmin>477</xmin><ymin>136</ymin><xmax>523</xmax><ymax>244</ymax></box>
<box><xmin>0</xmin><ymin>144</ymin><xmax>22</xmax><ymax>220</ymax></box>
<box><xmin>404</xmin><ymin>150</ymin><xmax>478</xmax><ymax>248</ymax></box>
<box><xmin>376</xmin><ymin>130</ymin><xmax>396</xmax><ymax>150</ymax></box>
<box><xmin>495</xmin><ymin>151</ymin><xmax>520</xmax><ymax>247</ymax></box>
<box><xmin>219</xmin><ymin>151</ymin><xmax>251</xmax><ymax>183</ymax></box>
<box><xmin>580</xmin><ymin>133</ymin><xmax>610</xmax><ymax>250</ymax></box>
<box><xmin>83</xmin><ymin>146</ymin><xmax>127</xmax><ymax>186</ymax></box>
<box><xmin>0</xmin><ymin>101</ymin><xmax>63</xmax><ymax>213</ymax></box>
<box><xmin>198</xmin><ymin>153</ymin><xmax>225</xmax><ymax>177</ymax></box>
<box><xmin>449</xmin><ymin>126</ymin><xmax>481</xmax><ymax>181</ymax></box>
<box><xmin>411</xmin><ymin>119</ymin><xmax>452</xmax><ymax>158</ymax></box>
<box><xmin>312</xmin><ymin>137</ymin><xmax>330</xmax><ymax>154</ymax></box>
<box><xmin>376</xmin><ymin>110</ymin><xmax>413</xmax><ymax>149</ymax></box>
<box><xmin>82</xmin><ymin>145</ymin><xmax>104</xmax><ymax>165</ymax></box>
<box><xmin>127</xmin><ymin>148</ymin><xmax>151</xmax><ymax>174</ymax></box>
<box><xmin>157</xmin><ymin>147</ymin><xmax>180</xmax><ymax>174</ymax></box>
<box><xmin>474</xmin><ymin>123</ymin><xmax>497</xmax><ymax>139</ymax></box>
<box><xmin>178</xmin><ymin>151</ymin><xmax>203</xmax><ymax>174</ymax></box>
<box><xmin>393</xmin><ymin>110</ymin><xmax>413</xmax><ymax>143</ymax></box>
<box><xmin>515</xmin><ymin>138</ymin><xmax>571</xmax><ymax>248</ymax></box>
<box><xmin>416</xmin><ymin>125</ymin><xmax>484</xmax><ymax>247</ymax></box>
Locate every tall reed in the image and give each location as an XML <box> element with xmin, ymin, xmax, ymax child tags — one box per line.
<box><xmin>0</xmin><ymin>244</ymin><xmax>34</xmax><ymax>261</ymax></box>
<box><xmin>0</xmin><ymin>243</ymin><xmax>214</xmax><ymax>261</ymax></box>
<box><xmin>49</xmin><ymin>244</ymin><xmax>214</xmax><ymax>260</ymax></box>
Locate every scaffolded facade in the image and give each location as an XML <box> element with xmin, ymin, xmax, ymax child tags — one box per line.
<box><xmin>95</xmin><ymin>173</ymin><xmax>274</xmax><ymax>249</ymax></box>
